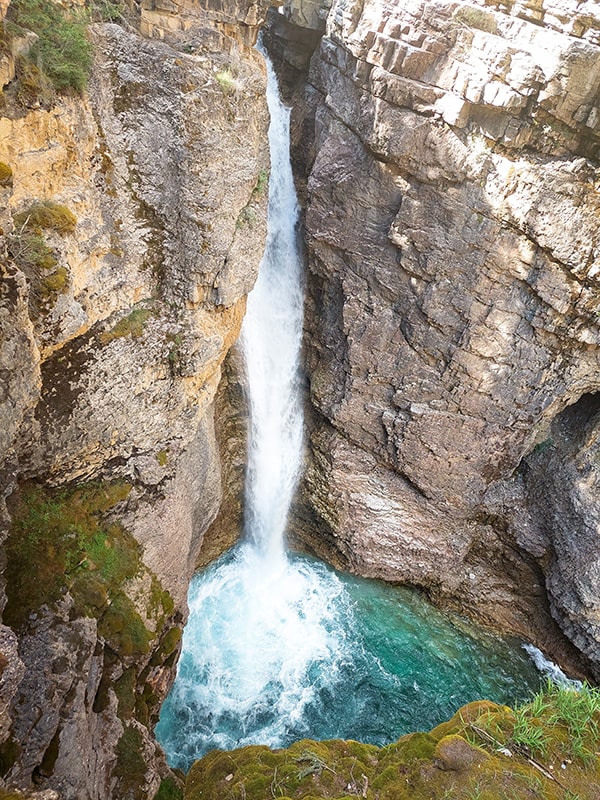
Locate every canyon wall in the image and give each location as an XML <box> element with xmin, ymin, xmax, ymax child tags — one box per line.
<box><xmin>0</xmin><ymin>1</ymin><xmax>270</xmax><ymax>797</ymax></box>
<box><xmin>268</xmin><ymin>0</ymin><xmax>600</xmax><ymax>678</ymax></box>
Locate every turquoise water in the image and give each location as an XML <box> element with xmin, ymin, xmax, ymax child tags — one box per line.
<box><xmin>155</xmin><ymin>544</ymin><xmax>543</xmax><ymax>772</ymax></box>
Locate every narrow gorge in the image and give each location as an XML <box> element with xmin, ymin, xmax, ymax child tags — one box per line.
<box><xmin>1</xmin><ymin>0</ymin><xmax>600</xmax><ymax>798</ymax></box>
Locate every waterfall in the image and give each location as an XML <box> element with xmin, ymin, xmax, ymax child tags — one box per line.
<box><xmin>241</xmin><ymin>54</ymin><xmax>304</xmax><ymax>562</ymax></box>
<box><xmin>155</xmin><ymin>54</ymin><xmax>547</xmax><ymax>772</ymax></box>
<box><xmin>155</xmin><ymin>55</ymin><xmax>353</xmax><ymax>765</ymax></box>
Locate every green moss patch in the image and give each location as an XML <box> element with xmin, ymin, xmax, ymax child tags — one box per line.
<box><xmin>453</xmin><ymin>5</ymin><xmax>498</xmax><ymax>34</ymax></box>
<box><xmin>0</xmin><ymin>162</ymin><xmax>13</xmax><ymax>187</ymax></box>
<box><xmin>156</xmin><ymin>449</ymin><xmax>169</xmax><ymax>467</ymax></box>
<box><xmin>100</xmin><ymin>307</ymin><xmax>154</xmax><ymax>344</ymax></box>
<box><xmin>153</xmin><ymin>776</ymin><xmax>184</xmax><ymax>800</ymax></box>
<box><xmin>7</xmin><ymin>229</ymin><xmax>57</xmax><ymax>272</ymax></box>
<box><xmin>253</xmin><ymin>168</ymin><xmax>269</xmax><ymax>196</ymax></box>
<box><xmin>7</xmin><ymin>201</ymin><xmax>76</xmax><ymax>315</ymax></box>
<box><xmin>150</xmin><ymin>626</ymin><xmax>181</xmax><ymax>667</ymax></box>
<box><xmin>185</xmin><ymin>687</ymin><xmax>600</xmax><ymax>800</ymax></box>
<box><xmin>113</xmin><ymin>725</ymin><xmax>147</xmax><ymax>800</ymax></box>
<box><xmin>9</xmin><ymin>53</ymin><xmax>56</xmax><ymax>110</ymax></box>
<box><xmin>13</xmin><ymin>200</ymin><xmax>77</xmax><ymax>234</ymax></box>
<box><xmin>4</xmin><ymin>482</ymin><xmax>174</xmax><ymax>658</ymax></box>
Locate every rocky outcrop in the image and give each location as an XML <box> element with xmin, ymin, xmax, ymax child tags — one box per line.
<box><xmin>269</xmin><ymin>0</ymin><xmax>600</xmax><ymax>677</ymax></box>
<box><xmin>196</xmin><ymin>345</ymin><xmax>249</xmax><ymax>568</ymax></box>
<box><xmin>0</xmin><ymin>0</ymin><xmax>271</xmax><ymax>796</ymax></box>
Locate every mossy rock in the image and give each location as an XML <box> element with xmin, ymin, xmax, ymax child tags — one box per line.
<box><xmin>113</xmin><ymin>725</ymin><xmax>147</xmax><ymax>800</ymax></box>
<box><xmin>156</xmin><ymin>449</ymin><xmax>169</xmax><ymax>467</ymax></box>
<box><xmin>12</xmin><ymin>54</ymin><xmax>56</xmax><ymax>109</ymax></box>
<box><xmin>40</xmin><ymin>265</ymin><xmax>68</xmax><ymax>295</ymax></box>
<box><xmin>3</xmin><ymin>480</ymin><xmax>172</xmax><ymax>662</ymax></box>
<box><xmin>153</xmin><ymin>776</ymin><xmax>184</xmax><ymax>800</ymax></box>
<box><xmin>453</xmin><ymin>5</ymin><xmax>498</xmax><ymax>33</ymax></box>
<box><xmin>7</xmin><ymin>229</ymin><xmax>57</xmax><ymax>272</ymax></box>
<box><xmin>98</xmin><ymin>591</ymin><xmax>153</xmax><ymax>658</ymax></box>
<box><xmin>150</xmin><ymin>626</ymin><xmax>182</xmax><ymax>666</ymax></box>
<box><xmin>114</xmin><ymin>668</ymin><xmax>137</xmax><ymax>721</ymax></box>
<box><xmin>430</xmin><ymin>700</ymin><xmax>508</xmax><ymax>741</ymax></box>
<box><xmin>13</xmin><ymin>200</ymin><xmax>77</xmax><ymax>234</ymax></box>
<box><xmin>184</xmin><ymin>687</ymin><xmax>600</xmax><ymax>800</ymax></box>
<box><xmin>100</xmin><ymin>307</ymin><xmax>154</xmax><ymax>344</ymax></box>
<box><xmin>0</xmin><ymin>162</ymin><xmax>13</xmax><ymax>187</ymax></box>
<box><xmin>433</xmin><ymin>734</ymin><xmax>488</xmax><ymax>771</ymax></box>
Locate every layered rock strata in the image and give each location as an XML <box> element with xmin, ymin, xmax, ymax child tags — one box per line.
<box><xmin>271</xmin><ymin>0</ymin><xmax>600</xmax><ymax>677</ymax></box>
<box><xmin>0</xmin><ymin>1</ymin><xmax>270</xmax><ymax>796</ymax></box>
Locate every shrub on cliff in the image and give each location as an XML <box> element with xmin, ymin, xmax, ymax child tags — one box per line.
<box><xmin>13</xmin><ymin>200</ymin><xmax>77</xmax><ymax>234</ymax></box>
<box><xmin>7</xmin><ymin>0</ymin><xmax>91</xmax><ymax>94</ymax></box>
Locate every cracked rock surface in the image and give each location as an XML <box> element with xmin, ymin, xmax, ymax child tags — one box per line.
<box><xmin>271</xmin><ymin>0</ymin><xmax>600</xmax><ymax>677</ymax></box>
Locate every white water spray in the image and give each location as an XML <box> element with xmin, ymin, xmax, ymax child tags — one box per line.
<box><xmin>155</xmin><ymin>55</ymin><xmax>352</xmax><ymax>766</ymax></box>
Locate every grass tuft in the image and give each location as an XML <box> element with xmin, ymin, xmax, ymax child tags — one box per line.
<box><xmin>215</xmin><ymin>68</ymin><xmax>238</xmax><ymax>96</ymax></box>
<box><xmin>100</xmin><ymin>307</ymin><xmax>154</xmax><ymax>344</ymax></box>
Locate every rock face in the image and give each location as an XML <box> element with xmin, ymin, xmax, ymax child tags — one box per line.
<box><xmin>269</xmin><ymin>0</ymin><xmax>600</xmax><ymax>676</ymax></box>
<box><xmin>0</xmin><ymin>1</ymin><xmax>270</xmax><ymax>797</ymax></box>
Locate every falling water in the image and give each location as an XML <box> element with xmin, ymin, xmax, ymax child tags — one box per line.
<box><xmin>155</xmin><ymin>55</ymin><xmax>548</xmax><ymax>772</ymax></box>
<box><xmin>241</xmin><ymin>53</ymin><xmax>304</xmax><ymax>562</ymax></box>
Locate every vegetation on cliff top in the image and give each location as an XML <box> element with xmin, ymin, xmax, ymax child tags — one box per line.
<box><xmin>185</xmin><ymin>684</ymin><xmax>600</xmax><ymax>800</ymax></box>
<box><xmin>3</xmin><ymin>0</ymin><xmax>129</xmax><ymax>106</ymax></box>
<box><xmin>6</xmin><ymin>0</ymin><xmax>92</xmax><ymax>95</ymax></box>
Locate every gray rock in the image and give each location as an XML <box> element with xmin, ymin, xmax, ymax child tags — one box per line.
<box><xmin>0</xmin><ymin>1</ymin><xmax>271</xmax><ymax>796</ymax></box>
<box><xmin>275</xmin><ymin>0</ymin><xmax>600</xmax><ymax>676</ymax></box>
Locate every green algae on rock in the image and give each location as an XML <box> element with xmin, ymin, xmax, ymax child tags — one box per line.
<box><xmin>184</xmin><ymin>686</ymin><xmax>600</xmax><ymax>800</ymax></box>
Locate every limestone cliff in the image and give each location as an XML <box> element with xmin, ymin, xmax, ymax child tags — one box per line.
<box><xmin>267</xmin><ymin>0</ymin><xmax>600</xmax><ymax>678</ymax></box>
<box><xmin>0</xmin><ymin>0</ymin><xmax>270</xmax><ymax>797</ymax></box>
